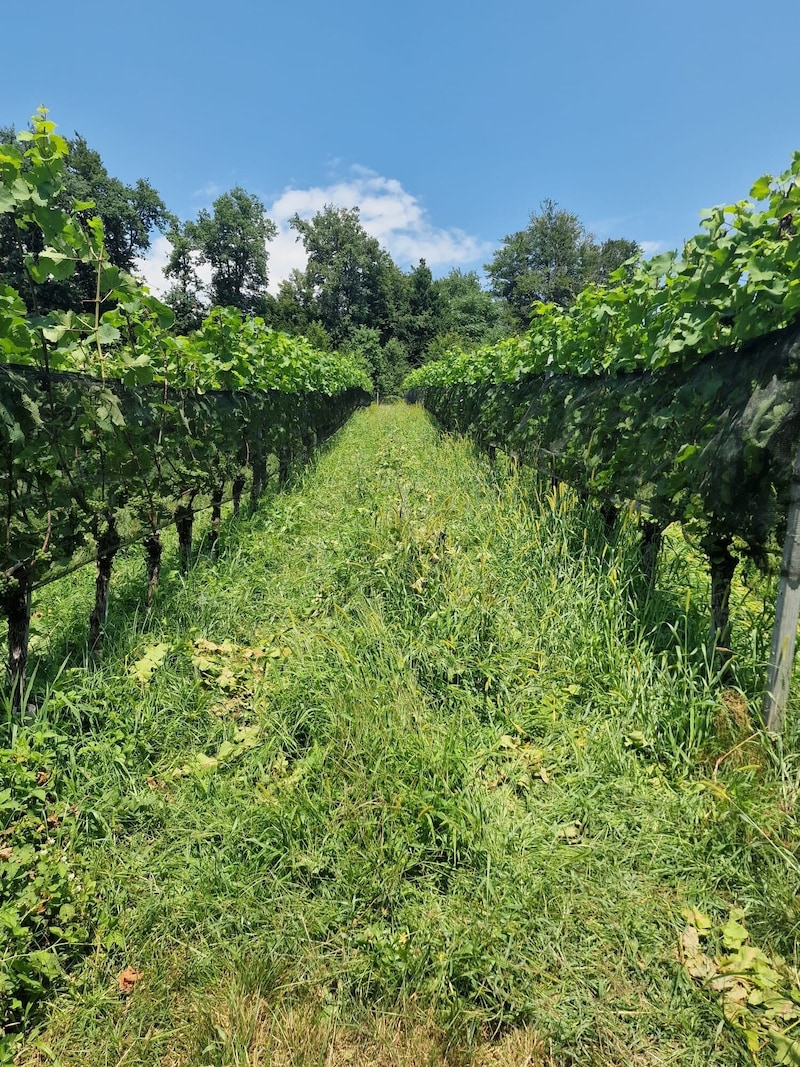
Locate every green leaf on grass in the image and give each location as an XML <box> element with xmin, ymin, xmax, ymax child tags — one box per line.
<box><xmin>130</xmin><ymin>643</ymin><xmax>170</xmax><ymax>685</ymax></box>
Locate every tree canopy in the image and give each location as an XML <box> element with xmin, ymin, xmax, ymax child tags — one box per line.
<box><xmin>276</xmin><ymin>205</ymin><xmax>401</xmax><ymax>347</ymax></box>
<box><xmin>484</xmin><ymin>199</ymin><xmax>640</xmax><ymax>332</ymax></box>
<box><xmin>182</xmin><ymin>187</ymin><xmax>277</xmax><ymax>315</ymax></box>
<box><xmin>433</xmin><ymin>268</ymin><xmax>503</xmax><ymax>345</ymax></box>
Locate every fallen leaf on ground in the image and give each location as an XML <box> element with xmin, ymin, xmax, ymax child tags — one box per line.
<box><xmin>118</xmin><ymin>967</ymin><xmax>143</xmax><ymax>995</ymax></box>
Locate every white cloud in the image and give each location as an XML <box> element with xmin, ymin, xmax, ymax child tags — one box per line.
<box><xmin>135</xmin><ymin>166</ymin><xmax>491</xmax><ymax>297</ymax></box>
<box><xmin>639</xmin><ymin>240</ymin><xmax>665</xmax><ymax>257</ymax></box>
<box><xmin>134</xmin><ymin>234</ymin><xmax>171</xmax><ymax>294</ymax></box>
<box><xmin>193</xmin><ymin>181</ymin><xmax>221</xmax><ymax>200</ymax></box>
<box><xmin>267</xmin><ymin>166</ymin><xmax>490</xmax><ymax>289</ymax></box>
<box><xmin>133</xmin><ymin>234</ymin><xmax>211</xmax><ymax>297</ymax></box>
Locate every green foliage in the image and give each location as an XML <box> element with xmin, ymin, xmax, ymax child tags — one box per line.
<box><xmin>345</xmin><ymin>326</ymin><xmax>409</xmax><ymax>398</ymax></box>
<box><xmin>0</xmin><ymin>717</ymin><xmax>95</xmax><ymax>1039</ymax></box>
<box><xmin>0</xmin><ymin>122</ymin><xmax>172</xmax><ymax>316</ymax></box>
<box><xmin>266</xmin><ymin>223</ymin><xmax>499</xmax><ymax>367</ymax></box>
<box><xmin>279</xmin><ymin>204</ymin><xmax>402</xmax><ymax>347</ymax></box>
<box><xmin>64</xmin><ymin>135</ymin><xmax>173</xmax><ymax>275</ymax></box>
<box><xmin>406</xmin><ymin>153</ymin><xmax>800</xmax><ymax>566</ymax></box>
<box><xmin>432</xmin><ymin>268</ymin><xmax>502</xmax><ymax>350</ymax></box>
<box><xmin>162</xmin><ymin>221</ymin><xmax>205</xmax><ymax>332</ymax></box>
<box><xmin>183</xmin><ymin>187</ymin><xmax>277</xmax><ymax>313</ymax></box>
<box><xmin>681</xmin><ymin>908</ymin><xmax>800</xmax><ymax>1063</ymax></box>
<box><xmin>484</xmin><ymin>198</ymin><xmax>640</xmax><ymax>331</ymax></box>
<box><xmin>0</xmin><ymin>109</ymin><xmax>370</xmax><ymax>620</ymax></box>
<box><xmin>393</xmin><ymin>258</ymin><xmax>443</xmax><ymax>366</ymax></box>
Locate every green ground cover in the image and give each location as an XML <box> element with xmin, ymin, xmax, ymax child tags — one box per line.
<box><xmin>4</xmin><ymin>403</ymin><xmax>800</xmax><ymax>1066</ymax></box>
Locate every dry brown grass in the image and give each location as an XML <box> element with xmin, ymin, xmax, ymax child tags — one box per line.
<box><xmin>180</xmin><ymin>991</ymin><xmax>549</xmax><ymax>1067</ymax></box>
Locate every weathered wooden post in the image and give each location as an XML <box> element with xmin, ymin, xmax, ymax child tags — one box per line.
<box><xmin>763</xmin><ymin>442</ymin><xmax>800</xmax><ymax>733</ymax></box>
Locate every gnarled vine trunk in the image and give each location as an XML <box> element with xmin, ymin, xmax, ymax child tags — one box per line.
<box><xmin>4</xmin><ymin>572</ymin><xmax>32</xmax><ymax>718</ymax></box>
<box><xmin>175</xmin><ymin>496</ymin><xmax>195</xmax><ymax>574</ymax></box>
<box><xmin>210</xmin><ymin>484</ymin><xmax>224</xmax><ymax>550</ymax></box>
<box><xmin>88</xmin><ymin>516</ymin><xmax>121</xmax><ymax>652</ymax></box>
<box><xmin>704</xmin><ymin>533</ymin><xmax>737</xmax><ymax>656</ymax></box>
<box><xmin>232</xmin><ymin>473</ymin><xmax>245</xmax><ymax>518</ymax></box>
<box><xmin>144</xmin><ymin>532</ymin><xmax>162</xmax><ymax>604</ymax></box>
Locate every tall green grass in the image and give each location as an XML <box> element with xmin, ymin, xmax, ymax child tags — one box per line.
<box><xmin>6</xmin><ymin>404</ymin><xmax>799</xmax><ymax>1066</ymax></box>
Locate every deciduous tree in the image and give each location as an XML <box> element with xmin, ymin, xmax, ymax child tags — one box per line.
<box><xmin>485</xmin><ymin>200</ymin><xmax>640</xmax><ymax>331</ymax></box>
<box><xmin>283</xmin><ymin>205</ymin><xmax>400</xmax><ymax>346</ymax></box>
<box><xmin>186</xmin><ymin>187</ymin><xmax>276</xmax><ymax>314</ymax></box>
<box><xmin>0</xmin><ymin>126</ymin><xmax>172</xmax><ymax>314</ymax></box>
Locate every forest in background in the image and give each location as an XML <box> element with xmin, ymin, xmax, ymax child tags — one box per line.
<box><xmin>0</xmin><ymin>120</ymin><xmax>640</xmax><ymax>396</ymax></box>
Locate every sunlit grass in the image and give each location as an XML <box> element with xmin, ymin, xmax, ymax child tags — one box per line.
<box><xmin>9</xmin><ymin>404</ymin><xmax>800</xmax><ymax>1066</ymax></box>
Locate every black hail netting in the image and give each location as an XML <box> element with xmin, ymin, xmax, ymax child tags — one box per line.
<box><xmin>0</xmin><ymin>365</ymin><xmax>368</xmax><ymax>593</ymax></box>
<box><xmin>410</xmin><ymin>321</ymin><xmax>800</xmax><ymax>557</ymax></box>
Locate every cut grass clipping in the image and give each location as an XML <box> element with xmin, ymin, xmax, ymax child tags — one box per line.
<box><xmin>5</xmin><ymin>403</ymin><xmax>800</xmax><ymax>1066</ymax></box>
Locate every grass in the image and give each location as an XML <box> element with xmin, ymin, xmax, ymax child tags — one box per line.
<box><xmin>4</xmin><ymin>402</ymin><xmax>800</xmax><ymax>1065</ymax></box>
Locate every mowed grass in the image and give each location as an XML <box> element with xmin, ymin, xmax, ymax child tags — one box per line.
<box><xmin>10</xmin><ymin>403</ymin><xmax>800</xmax><ymax>1066</ymax></box>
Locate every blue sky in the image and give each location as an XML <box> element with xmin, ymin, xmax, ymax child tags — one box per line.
<box><xmin>3</xmin><ymin>0</ymin><xmax>800</xmax><ymax>293</ymax></box>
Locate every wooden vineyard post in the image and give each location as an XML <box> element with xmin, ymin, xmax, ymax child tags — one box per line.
<box><xmin>764</xmin><ymin>442</ymin><xmax>800</xmax><ymax>734</ymax></box>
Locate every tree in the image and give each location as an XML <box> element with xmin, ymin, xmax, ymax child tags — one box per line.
<box><xmin>394</xmin><ymin>259</ymin><xmax>446</xmax><ymax>367</ymax></box>
<box><xmin>592</xmin><ymin>237</ymin><xmax>641</xmax><ymax>286</ymax></box>
<box><xmin>186</xmin><ymin>187</ymin><xmax>276</xmax><ymax>313</ymax></box>
<box><xmin>66</xmin><ymin>135</ymin><xmax>173</xmax><ymax>273</ymax></box>
<box><xmin>485</xmin><ymin>200</ymin><xmax>640</xmax><ymax>331</ymax></box>
<box><xmin>163</xmin><ymin>222</ymin><xmax>206</xmax><ymax>333</ymax></box>
<box><xmin>345</xmin><ymin>326</ymin><xmax>408</xmax><ymax>398</ymax></box>
<box><xmin>433</xmin><ymin>268</ymin><xmax>502</xmax><ymax>347</ymax></box>
<box><xmin>283</xmin><ymin>205</ymin><xmax>401</xmax><ymax>346</ymax></box>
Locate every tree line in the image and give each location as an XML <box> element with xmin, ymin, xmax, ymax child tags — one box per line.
<box><xmin>1</xmin><ymin>122</ymin><xmax>641</xmax><ymax>395</ymax></box>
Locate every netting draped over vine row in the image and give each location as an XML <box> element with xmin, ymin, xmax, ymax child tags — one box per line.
<box><xmin>1</xmin><ymin>365</ymin><xmax>368</xmax><ymax>595</ymax></box>
<box><xmin>407</xmin><ymin>322</ymin><xmax>800</xmax><ymax>558</ymax></box>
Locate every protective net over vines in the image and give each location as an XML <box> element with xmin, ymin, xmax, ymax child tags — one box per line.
<box><xmin>1</xmin><ymin>364</ymin><xmax>367</xmax><ymax>594</ymax></box>
<box><xmin>410</xmin><ymin>321</ymin><xmax>800</xmax><ymax>557</ymax></box>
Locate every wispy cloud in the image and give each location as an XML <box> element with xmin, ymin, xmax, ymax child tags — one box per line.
<box><xmin>267</xmin><ymin>166</ymin><xmax>491</xmax><ymax>286</ymax></box>
<box><xmin>136</xmin><ymin>166</ymin><xmax>491</xmax><ymax>296</ymax></box>
<box><xmin>133</xmin><ymin>234</ymin><xmax>210</xmax><ymax>296</ymax></box>
<box><xmin>192</xmin><ymin>181</ymin><xmax>221</xmax><ymax>200</ymax></box>
<box><xmin>587</xmin><ymin>216</ymin><xmax>627</xmax><ymax>239</ymax></box>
